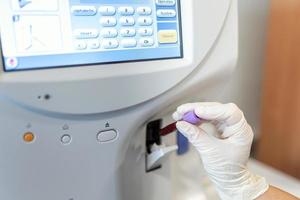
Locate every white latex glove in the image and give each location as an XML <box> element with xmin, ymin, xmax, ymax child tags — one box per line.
<box><xmin>173</xmin><ymin>102</ymin><xmax>269</xmax><ymax>200</ymax></box>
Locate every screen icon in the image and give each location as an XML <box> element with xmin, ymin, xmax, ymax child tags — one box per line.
<box><xmin>18</xmin><ymin>0</ymin><xmax>32</xmax><ymax>8</ymax></box>
<box><xmin>12</xmin><ymin>0</ymin><xmax>58</xmax><ymax>11</ymax></box>
<box><xmin>6</xmin><ymin>57</ymin><xmax>18</xmax><ymax>69</ymax></box>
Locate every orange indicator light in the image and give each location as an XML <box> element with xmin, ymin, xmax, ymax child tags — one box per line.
<box><xmin>23</xmin><ymin>132</ymin><xmax>35</xmax><ymax>143</ymax></box>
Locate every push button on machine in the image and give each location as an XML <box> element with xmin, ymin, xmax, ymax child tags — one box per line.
<box><xmin>61</xmin><ymin>134</ymin><xmax>72</xmax><ymax>145</ymax></box>
<box><xmin>97</xmin><ymin>129</ymin><xmax>118</xmax><ymax>142</ymax></box>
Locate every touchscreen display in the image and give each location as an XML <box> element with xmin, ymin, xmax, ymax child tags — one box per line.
<box><xmin>0</xmin><ymin>0</ymin><xmax>182</xmax><ymax>71</ymax></box>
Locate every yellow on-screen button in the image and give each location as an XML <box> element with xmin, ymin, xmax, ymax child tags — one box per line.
<box><xmin>158</xmin><ymin>30</ymin><xmax>178</xmax><ymax>44</ymax></box>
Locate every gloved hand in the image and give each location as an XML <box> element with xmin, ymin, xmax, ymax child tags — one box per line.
<box><xmin>172</xmin><ymin>102</ymin><xmax>269</xmax><ymax>200</ymax></box>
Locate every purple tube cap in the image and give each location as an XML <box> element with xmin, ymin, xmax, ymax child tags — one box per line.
<box><xmin>182</xmin><ymin>111</ymin><xmax>201</xmax><ymax>125</ymax></box>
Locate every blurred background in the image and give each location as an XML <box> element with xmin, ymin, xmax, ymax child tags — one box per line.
<box><xmin>221</xmin><ymin>0</ymin><xmax>300</xmax><ymax>180</ymax></box>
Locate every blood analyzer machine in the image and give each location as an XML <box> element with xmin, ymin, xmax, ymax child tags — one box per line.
<box><xmin>0</xmin><ymin>0</ymin><xmax>238</xmax><ymax>199</ymax></box>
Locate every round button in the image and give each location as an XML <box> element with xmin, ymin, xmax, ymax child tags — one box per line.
<box><xmin>23</xmin><ymin>132</ymin><xmax>35</xmax><ymax>143</ymax></box>
<box><xmin>61</xmin><ymin>134</ymin><xmax>72</xmax><ymax>145</ymax></box>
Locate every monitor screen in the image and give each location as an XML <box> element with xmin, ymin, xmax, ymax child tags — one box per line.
<box><xmin>0</xmin><ymin>0</ymin><xmax>183</xmax><ymax>72</ymax></box>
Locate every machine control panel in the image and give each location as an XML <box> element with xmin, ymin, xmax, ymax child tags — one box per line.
<box><xmin>0</xmin><ymin>0</ymin><xmax>182</xmax><ymax>71</ymax></box>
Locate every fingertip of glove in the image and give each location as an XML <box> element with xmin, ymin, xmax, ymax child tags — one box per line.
<box><xmin>172</xmin><ymin>112</ymin><xmax>182</xmax><ymax>121</ymax></box>
<box><xmin>176</xmin><ymin>121</ymin><xmax>188</xmax><ymax>131</ymax></box>
<box><xmin>176</xmin><ymin>121</ymin><xmax>191</xmax><ymax>138</ymax></box>
<box><xmin>175</xmin><ymin>120</ymin><xmax>184</xmax><ymax>127</ymax></box>
<box><xmin>176</xmin><ymin>121</ymin><xmax>196</xmax><ymax>135</ymax></box>
<box><xmin>194</xmin><ymin>106</ymin><xmax>205</xmax><ymax>117</ymax></box>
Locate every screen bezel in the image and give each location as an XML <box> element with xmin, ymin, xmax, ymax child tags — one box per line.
<box><xmin>0</xmin><ymin>0</ymin><xmax>183</xmax><ymax>73</ymax></box>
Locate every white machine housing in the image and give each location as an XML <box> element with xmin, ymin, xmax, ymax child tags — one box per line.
<box><xmin>0</xmin><ymin>0</ymin><xmax>238</xmax><ymax>199</ymax></box>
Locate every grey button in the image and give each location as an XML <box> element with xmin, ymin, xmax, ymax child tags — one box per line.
<box><xmin>61</xmin><ymin>134</ymin><xmax>72</xmax><ymax>144</ymax></box>
<box><xmin>97</xmin><ymin>130</ymin><xmax>118</xmax><ymax>142</ymax></box>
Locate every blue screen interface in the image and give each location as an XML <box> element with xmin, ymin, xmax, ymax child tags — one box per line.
<box><xmin>0</xmin><ymin>0</ymin><xmax>182</xmax><ymax>71</ymax></box>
